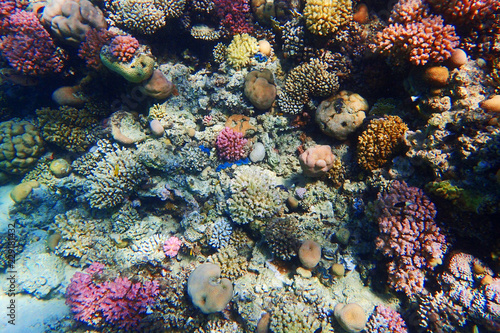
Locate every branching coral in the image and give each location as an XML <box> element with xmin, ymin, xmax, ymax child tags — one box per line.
<box><xmin>303</xmin><ymin>0</ymin><xmax>352</xmax><ymax>36</ymax></box>
<box><xmin>357</xmin><ymin>115</ymin><xmax>408</xmax><ymax>171</ymax></box>
<box><xmin>374</xmin><ymin>180</ymin><xmax>447</xmax><ymax>297</ymax></box>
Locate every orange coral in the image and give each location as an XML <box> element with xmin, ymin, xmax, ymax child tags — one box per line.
<box><xmin>357</xmin><ymin>115</ymin><xmax>408</xmax><ymax>170</ymax></box>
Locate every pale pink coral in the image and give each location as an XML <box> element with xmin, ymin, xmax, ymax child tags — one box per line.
<box><xmin>374</xmin><ymin>181</ymin><xmax>447</xmax><ymax>296</ymax></box>
<box><xmin>163</xmin><ymin>236</ymin><xmax>182</xmax><ymax>258</ymax></box>
<box><xmin>366</xmin><ymin>305</ymin><xmax>408</xmax><ymax>333</ymax></box>
<box><xmin>298</xmin><ymin>145</ymin><xmax>336</xmax><ymax>177</ymax></box>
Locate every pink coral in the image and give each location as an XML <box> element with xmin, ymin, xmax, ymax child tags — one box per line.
<box><xmin>163</xmin><ymin>236</ymin><xmax>182</xmax><ymax>258</ymax></box>
<box><xmin>66</xmin><ymin>262</ymin><xmax>159</xmax><ymax>329</ymax></box>
<box><xmin>215</xmin><ymin>127</ymin><xmax>250</xmax><ymax>161</ymax></box>
<box><xmin>374</xmin><ymin>181</ymin><xmax>447</xmax><ymax>297</ymax></box>
<box><xmin>427</xmin><ymin>0</ymin><xmax>500</xmax><ymax>26</ymax></box>
<box><xmin>366</xmin><ymin>305</ymin><xmax>408</xmax><ymax>333</ymax></box>
<box><xmin>375</xmin><ymin>1</ymin><xmax>460</xmax><ymax>66</ymax></box>
<box><xmin>78</xmin><ymin>28</ymin><xmax>115</xmax><ymax>70</ymax></box>
<box><xmin>298</xmin><ymin>145</ymin><xmax>337</xmax><ymax>177</ymax></box>
<box><xmin>109</xmin><ymin>35</ymin><xmax>140</xmax><ymax>63</ymax></box>
<box><xmin>214</xmin><ymin>0</ymin><xmax>253</xmax><ymax>36</ymax></box>
<box><xmin>0</xmin><ymin>10</ymin><xmax>66</xmax><ymax>76</ymax></box>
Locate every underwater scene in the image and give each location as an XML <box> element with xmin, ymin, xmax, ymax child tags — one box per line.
<box><xmin>0</xmin><ymin>0</ymin><xmax>499</xmax><ymax>332</ymax></box>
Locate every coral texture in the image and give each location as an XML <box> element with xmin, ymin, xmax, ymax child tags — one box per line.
<box><xmin>226</xmin><ymin>33</ymin><xmax>258</xmax><ymax>69</ymax></box>
<box><xmin>78</xmin><ymin>28</ymin><xmax>115</xmax><ymax>70</ymax></box>
<box><xmin>427</xmin><ymin>0</ymin><xmax>500</xmax><ymax>26</ymax></box>
<box><xmin>298</xmin><ymin>145</ymin><xmax>337</xmax><ymax>177</ymax></box>
<box><xmin>0</xmin><ymin>10</ymin><xmax>66</xmax><ymax>76</ymax></box>
<box><xmin>214</xmin><ymin>0</ymin><xmax>253</xmax><ymax>36</ymax></box>
<box><xmin>265</xmin><ymin>217</ymin><xmax>302</xmax><ymax>260</ymax></box>
<box><xmin>215</xmin><ymin>127</ymin><xmax>250</xmax><ymax>161</ymax></box>
<box><xmin>66</xmin><ymin>262</ymin><xmax>159</xmax><ymax>329</ymax></box>
<box><xmin>375</xmin><ymin>5</ymin><xmax>459</xmax><ymax>65</ymax></box>
<box><xmin>105</xmin><ymin>0</ymin><xmax>166</xmax><ymax>34</ymax></box>
<box><xmin>109</xmin><ymin>35</ymin><xmax>140</xmax><ymax>63</ymax></box>
<box><xmin>374</xmin><ymin>180</ymin><xmax>447</xmax><ymax>297</ymax></box>
<box><xmin>357</xmin><ymin>115</ymin><xmax>408</xmax><ymax>171</ymax></box>
<box><xmin>163</xmin><ymin>236</ymin><xmax>182</xmax><ymax>258</ymax></box>
<box><xmin>303</xmin><ymin>0</ymin><xmax>352</xmax><ymax>36</ymax></box>
<box><xmin>366</xmin><ymin>305</ymin><xmax>408</xmax><ymax>333</ymax></box>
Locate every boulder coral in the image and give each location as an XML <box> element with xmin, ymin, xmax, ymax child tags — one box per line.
<box><xmin>298</xmin><ymin>239</ymin><xmax>322</xmax><ymax>269</ymax></box>
<box><xmin>334</xmin><ymin>303</ymin><xmax>367</xmax><ymax>333</ymax></box>
<box><xmin>244</xmin><ymin>69</ymin><xmax>277</xmax><ymax>110</ymax></box>
<box><xmin>187</xmin><ymin>263</ymin><xmax>233</xmax><ymax>314</ymax></box>
<box><xmin>299</xmin><ymin>145</ymin><xmax>337</xmax><ymax>177</ymax></box>
<box><xmin>316</xmin><ymin>91</ymin><xmax>368</xmax><ymax>141</ymax></box>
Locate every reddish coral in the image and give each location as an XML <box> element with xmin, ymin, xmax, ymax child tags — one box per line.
<box><xmin>427</xmin><ymin>0</ymin><xmax>500</xmax><ymax>26</ymax></box>
<box><xmin>214</xmin><ymin>0</ymin><xmax>253</xmax><ymax>36</ymax></box>
<box><xmin>66</xmin><ymin>262</ymin><xmax>159</xmax><ymax>329</ymax></box>
<box><xmin>78</xmin><ymin>28</ymin><xmax>115</xmax><ymax>70</ymax></box>
<box><xmin>0</xmin><ymin>10</ymin><xmax>66</xmax><ymax>76</ymax></box>
<box><xmin>366</xmin><ymin>305</ymin><xmax>408</xmax><ymax>333</ymax></box>
<box><xmin>215</xmin><ymin>126</ymin><xmax>250</xmax><ymax>161</ymax></box>
<box><xmin>374</xmin><ymin>181</ymin><xmax>447</xmax><ymax>297</ymax></box>
<box><xmin>109</xmin><ymin>35</ymin><xmax>140</xmax><ymax>63</ymax></box>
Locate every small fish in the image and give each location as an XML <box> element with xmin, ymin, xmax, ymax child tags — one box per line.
<box><xmin>410</xmin><ymin>95</ymin><xmax>421</xmax><ymax>102</ymax></box>
<box><xmin>113</xmin><ymin>164</ymin><xmax>120</xmax><ymax>177</ymax></box>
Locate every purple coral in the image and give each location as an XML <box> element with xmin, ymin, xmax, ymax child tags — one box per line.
<box><xmin>163</xmin><ymin>236</ymin><xmax>182</xmax><ymax>258</ymax></box>
<box><xmin>366</xmin><ymin>305</ymin><xmax>408</xmax><ymax>333</ymax></box>
<box><xmin>66</xmin><ymin>262</ymin><xmax>159</xmax><ymax>329</ymax></box>
<box><xmin>215</xmin><ymin>127</ymin><xmax>250</xmax><ymax>161</ymax></box>
<box><xmin>374</xmin><ymin>181</ymin><xmax>447</xmax><ymax>297</ymax></box>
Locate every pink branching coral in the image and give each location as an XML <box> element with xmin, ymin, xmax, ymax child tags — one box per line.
<box><xmin>214</xmin><ymin>0</ymin><xmax>253</xmax><ymax>36</ymax></box>
<box><xmin>78</xmin><ymin>28</ymin><xmax>115</xmax><ymax>70</ymax></box>
<box><xmin>427</xmin><ymin>0</ymin><xmax>500</xmax><ymax>26</ymax></box>
<box><xmin>163</xmin><ymin>236</ymin><xmax>182</xmax><ymax>258</ymax></box>
<box><xmin>0</xmin><ymin>10</ymin><xmax>66</xmax><ymax>76</ymax></box>
<box><xmin>215</xmin><ymin>127</ymin><xmax>250</xmax><ymax>161</ymax></box>
<box><xmin>374</xmin><ymin>180</ymin><xmax>447</xmax><ymax>297</ymax></box>
<box><xmin>66</xmin><ymin>262</ymin><xmax>159</xmax><ymax>329</ymax></box>
<box><xmin>109</xmin><ymin>35</ymin><xmax>140</xmax><ymax>63</ymax></box>
<box><xmin>375</xmin><ymin>0</ymin><xmax>460</xmax><ymax>65</ymax></box>
<box><xmin>366</xmin><ymin>305</ymin><xmax>408</xmax><ymax>333</ymax></box>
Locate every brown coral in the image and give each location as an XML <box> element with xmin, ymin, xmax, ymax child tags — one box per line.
<box><xmin>357</xmin><ymin>115</ymin><xmax>408</xmax><ymax>171</ymax></box>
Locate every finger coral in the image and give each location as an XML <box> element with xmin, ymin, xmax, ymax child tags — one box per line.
<box><xmin>357</xmin><ymin>115</ymin><xmax>408</xmax><ymax>171</ymax></box>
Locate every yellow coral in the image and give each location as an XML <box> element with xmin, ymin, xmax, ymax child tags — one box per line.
<box><xmin>357</xmin><ymin>115</ymin><xmax>408</xmax><ymax>171</ymax></box>
<box><xmin>226</xmin><ymin>33</ymin><xmax>259</xmax><ymax>69</ymax></box>
<box><xmin>304</xmin><ymin>0</ymin><xmax>352</xmax><ymax>36</ymax></box>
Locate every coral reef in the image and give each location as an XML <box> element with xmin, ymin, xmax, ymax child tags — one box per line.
<box><xmin>374</xmin><ymin>181</ymin><xmax>447</xmax><ymax>297</ymax></box>
<box><xmin>303</xmin><ymin>0</ymin><xmax>352</xmax><ymax>36</ymax></box>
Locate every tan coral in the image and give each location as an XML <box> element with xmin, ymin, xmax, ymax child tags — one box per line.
<box><xmin>226</xmin><ymin>33</ymin><xmax>259</xmax><ymax>69</ymax></box>
<box><xmin>304</xmin><ymin>0</ymin><xmax>353</xmax><ymax>36</ymax></box>
<box><xmin>357</xmin><ymin>115</ymin><xmax>408</xmax><ymax>171</ymax></box>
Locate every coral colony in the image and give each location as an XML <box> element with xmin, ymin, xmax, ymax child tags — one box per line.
<box><xmin>0</xmin><ymin>0</ymin><xmax>499</xmax><ymax>332</ymax></box>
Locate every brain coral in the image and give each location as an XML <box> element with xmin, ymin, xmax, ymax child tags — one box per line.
<box><xmin>0</xmin><ymin>120</ymin><xmax>45</xmax><ymax>175</ymax></box>
<box><xmin>357</xmin><ymin>115</ymin><xmax>408</xmax><ymax>171</ymax></box>
<box><xmin>303</xmin><ymin>0</ymin><xmax>352</xmax><ymax>36</ymax></box>
<box><xmin>226</xmin><ymin>33</ymin><xmax>258</xmax><ymax>69</ymax></box>
<box><xmin>226</xmin><ymin>165</ymin><xmax>285</xmax><ymax>226</ymax></box>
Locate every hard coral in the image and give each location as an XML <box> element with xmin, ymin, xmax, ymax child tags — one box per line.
<box><xmin>105</xmin><ymin>0</ymin><xmax>166</xmax><ymax>34</ymax></box>
<box><xmin>366</xmin><ymin>305</ymin><xmax>408</xmax><ymax>333</ymax></box>
<box><xmin>0</xmin><ymin>10</ymin><xmax>66</xmax><ymax>76</ymax></box>
<box><xmin>109</xmin><ymin>35</ymin><xmax>139</xmax><ymax>63</ymax></box>
<box><xmin>214</xmin><ymin>0</ymin><xmax>253</xmax><ymax>36</ymax></box>
<box><xmin>244</xmin><ymin>69</ymin><xmax>277</xmax><ymax>110</ymax></box>
<box><xmin>374</xmin><ymin>180</ymin><xmax>447</xmax><ymax>297</ymax></box>
<box><xmin>303</xmin><ymin>0</ymin><xmax>352</xmax><ymax>36</ymax></box>
<box><xmin>78</xmin><ymin>28</ymin><xmax>115</xmax><ymax>70</ymax></box>
<box><xmin>427</xmin><ymin>0</ymin><xmax>500</xmax><ymax>26</ymax></box>
<box><xmin>215</xmin><ymin>127</ymin><xmax>250</xmax><ymax>161</ymax></box>
<box><xmin>226</xmin><ymin>33</ymin><xmax>258</xmax><ymax>69</ymax></box>
<box><xmin>66</xmin><ymin>262</ymin><xmax>159</xmax><ymax>329</ymax></box>
<box><xmin>298</xmin><ymin>145</ymin><xmax>337</xmax><ymax>177</ymax></box>
<box><xmin>265</xmin><ymin>217</ymin><xmax>302</xmax><ymax>260</ymax></box>
<box><xmin>357</xmin><ymin>115</ymin><xmax>408</xmax><ymax>171</ymax></box>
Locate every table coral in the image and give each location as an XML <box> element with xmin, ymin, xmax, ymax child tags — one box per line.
<box><xmin>0</xmin><ymin>10</ymin><xmax>67</xmax><ymax>76</ymax></box>
<box><xmin>303</xmin><ymin>0</ymin><xmax>352</xmax><ymax>36</ymax></box>
<box><xmin>374</xmin><ymin>180</ymin><xmax>447</xmax><ymax>297</ymax></box>
<box><xmin>357</xmin><ymin>115</ymin><xmax>408</xmax><ymax>171</ymax></box>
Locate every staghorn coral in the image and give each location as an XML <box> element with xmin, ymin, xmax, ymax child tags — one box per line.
<box><xmin>357</xmin><ymin>115</ymin><xmax>408</xmax><ymax>171</ymax></box>
<box><xmin>36</xmin><ymin>105</ymin><xmax>100</xmax><ymax>152</ymax></box>
<box><xmin>279</xmin><ymin>58</ymin><xmax>339</xmax><ymax>114</ymax></box>
<box><xmin>374</xmin><ymin>180</ymin><xmax>447</xmax><ymax>297</ymax></box>
<box><xmin>0</xmin><ymin>119</ymin><xmax>45</xmax><ymax>175</ymax></box>
<box><xmin>226</xmin><ymin>33</ymin><xmax>258</xmax><ymax>69</ymax></box>
<box><xmin>303</xmin><ymin>0</ymin><xmax>352</xmax><ymax>36</ymax></box>
<box><xmin>226</xmin><ymin>165</ymin><xmax>285</xmax><ymax>226</ymax></box>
